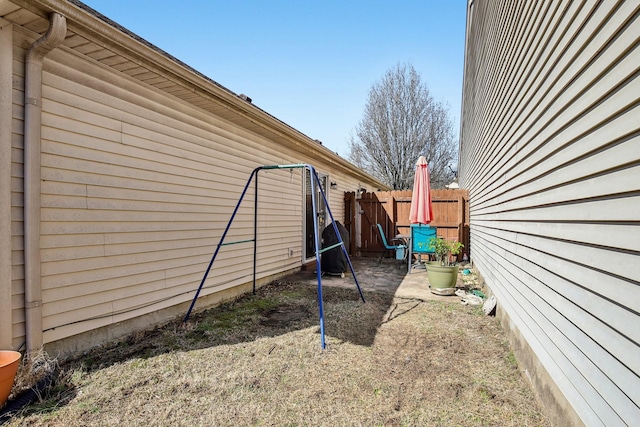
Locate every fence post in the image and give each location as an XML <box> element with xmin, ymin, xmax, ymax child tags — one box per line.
<box><xmin>388</xmin><ymin>194</ymin><xmax>396</xmax><ymax>234</ymax></box>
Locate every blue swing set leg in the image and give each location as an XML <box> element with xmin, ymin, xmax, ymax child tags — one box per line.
<box><xmin>183</xmin><ymin>164</ymin><xmax>365</xmax><ymax>349</ymax></box>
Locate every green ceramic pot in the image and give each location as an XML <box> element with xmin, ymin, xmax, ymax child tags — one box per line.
<box><xmin>427</xmin><ymin>264</ymin><xmax>459</xmax><ymax>296</ymax></box>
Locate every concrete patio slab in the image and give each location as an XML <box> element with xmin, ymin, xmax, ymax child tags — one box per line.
<box><xmin>283</xmin><ymin>257</ymin><xmax>463</xmax><ymax>303</ymax></box>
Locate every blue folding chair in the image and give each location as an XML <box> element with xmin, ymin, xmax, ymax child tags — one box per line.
<box><xmin>376</xmin><ymin>224</ymin><xmax>407</xmax><ymax>267</ymax></box>
<box><xmin>408</xmin><ymin>224</ymin><xmax>437</xmax><ymax>273</ymax></box>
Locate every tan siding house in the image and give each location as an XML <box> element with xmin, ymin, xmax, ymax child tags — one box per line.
<box><xmin>459</xmin><ymin>1</ymin><xmax>639</xmax><ymax>426</ymax></box>
<box><xmin>0</xmin><ymin>0</ymin><xmax>388</xmax><ymax>356</ymax></box>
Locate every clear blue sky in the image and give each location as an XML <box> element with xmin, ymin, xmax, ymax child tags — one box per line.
<box><xmin>82</xmin><ymin>1</ymin><xmax>467</xmax><ymax>158</ymax></box>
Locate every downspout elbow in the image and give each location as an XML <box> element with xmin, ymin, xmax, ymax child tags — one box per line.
<box><xmin>24</xmin><ymin>12</ymin><xmax>66</xmax><ymax>354</ymax></box>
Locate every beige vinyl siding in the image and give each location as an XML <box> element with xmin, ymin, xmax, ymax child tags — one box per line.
<box><xmin>460</xmin><ymin>1</ymin><xmax>639</xmax><ymax>426</ymax></box>
<box><xmin>37</xmin><ymin>52</ymin><xmax>299</xmax><ymax>344</ymax></box>
<box><xmin>0</xmin><ymin>17</ymin><xmax>14</xmax><ymax>349</ymax></box>
<box><xmin>9</xmin><ymin>24</ymin><xmax>26</xmax><ymax>350</ymax></box>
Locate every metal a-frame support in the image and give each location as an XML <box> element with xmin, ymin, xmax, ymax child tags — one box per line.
<box><xmin>183</xmin><ymin>164</ymin><xmax>365</xmax><ymax>349</ymax></box>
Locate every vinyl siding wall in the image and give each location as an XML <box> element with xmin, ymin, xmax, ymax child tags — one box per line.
<box><xmin>0</xmin><ymin>18</ymin><xmax>14</xmax><ymax>349</ymax></box>
<box><xmin>7</xmin><ymin>24</ymin><xmax>367</xmax><ymax>352</ymax></box>
<box><xmin>459</xmin><ymin>1</ymin><xmax>640</xmax><ymax>426</ymax></box>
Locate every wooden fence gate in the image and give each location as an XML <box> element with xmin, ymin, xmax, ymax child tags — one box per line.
<box><xmin>344</xmin><ymin>189</ymin><xmax>470</xmax><ymax>261</ymax></box>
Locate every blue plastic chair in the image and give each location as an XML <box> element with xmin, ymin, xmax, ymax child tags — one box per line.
<box><xmin>408</xmin><ymin>224</ymin><xmax>437</xmax><ymax>273</ymax></box>
<box><xmin>376</xmin><ymin>224</ymin><xmax>407</xmax><ymax>267</ymax></box>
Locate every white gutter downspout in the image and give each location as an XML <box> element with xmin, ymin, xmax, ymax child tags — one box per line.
<box><xmin>24</xmin><ymin>12</ymin><xmax>66</xmax><ymax>353</ymax></box>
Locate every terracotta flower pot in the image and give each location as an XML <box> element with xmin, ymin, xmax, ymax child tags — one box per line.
<box><xmin>0</xmin><ymin>350</ymin><xmax>21</xmax><ymax>406</ymax></box>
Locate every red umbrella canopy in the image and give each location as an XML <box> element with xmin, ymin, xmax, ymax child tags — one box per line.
<box><xmin>409</xmin><ymin>156</ymin><xmax>434</xmax><ymax>224</ymax></box>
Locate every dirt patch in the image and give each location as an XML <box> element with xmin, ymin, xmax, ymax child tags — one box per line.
<box><xmin>3</xmin><ymin>280</ymin><xmax>549</xmax><ymax>426</ymax></box>
<box><xmin>259</xmin><ymin>304</ymin><xmax>312</xmax><ymax>327</ymax></box>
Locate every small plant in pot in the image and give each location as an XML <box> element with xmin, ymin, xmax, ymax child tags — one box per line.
<box><xmin>430</xmin><ymin>237</ymin><xmax>464</xmax><ymax>266</ymax></box>
<box><xmin>426</xmin><ymin>237</ymin><xmax>464</xmax><ymax>296</ymax></box>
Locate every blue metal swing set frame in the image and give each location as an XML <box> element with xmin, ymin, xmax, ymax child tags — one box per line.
<box><xmin>183</xmin><ymin>164</ymin><xmax>365</xmax><ymax>349</ymax></box>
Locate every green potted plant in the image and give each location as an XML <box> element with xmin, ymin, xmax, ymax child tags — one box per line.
<box><xmin>426</xmin><ymin>237</ymin><xmax>464</xmax><ymax>295</ymax></box>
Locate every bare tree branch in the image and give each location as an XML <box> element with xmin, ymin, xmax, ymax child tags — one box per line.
<box><xmin>348</xmin><ymin>63</ymin><xmax>457</xmax><ymax>189</ymax></box>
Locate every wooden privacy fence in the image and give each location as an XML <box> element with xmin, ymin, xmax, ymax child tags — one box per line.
<box><xmin>344</xmin><ymin>189</ymin><xmax>470</xmax><ymax>261</ymax></box>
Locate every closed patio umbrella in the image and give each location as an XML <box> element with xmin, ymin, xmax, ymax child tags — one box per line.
<box><xmin>409</xmin><ymin>156</ymin><xmax>433</xmax><ymax>224</ymax></box>
<box><xmin>407</xmin><ymin>156</ymin><xmax>435</xmax><ymax>272</ymax></box>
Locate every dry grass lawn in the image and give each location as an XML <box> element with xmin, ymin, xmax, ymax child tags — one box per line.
<box><xmin>4</xmin><ymin>280</ymin><xmax>549</xmax><ymax>426</ymax></box>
